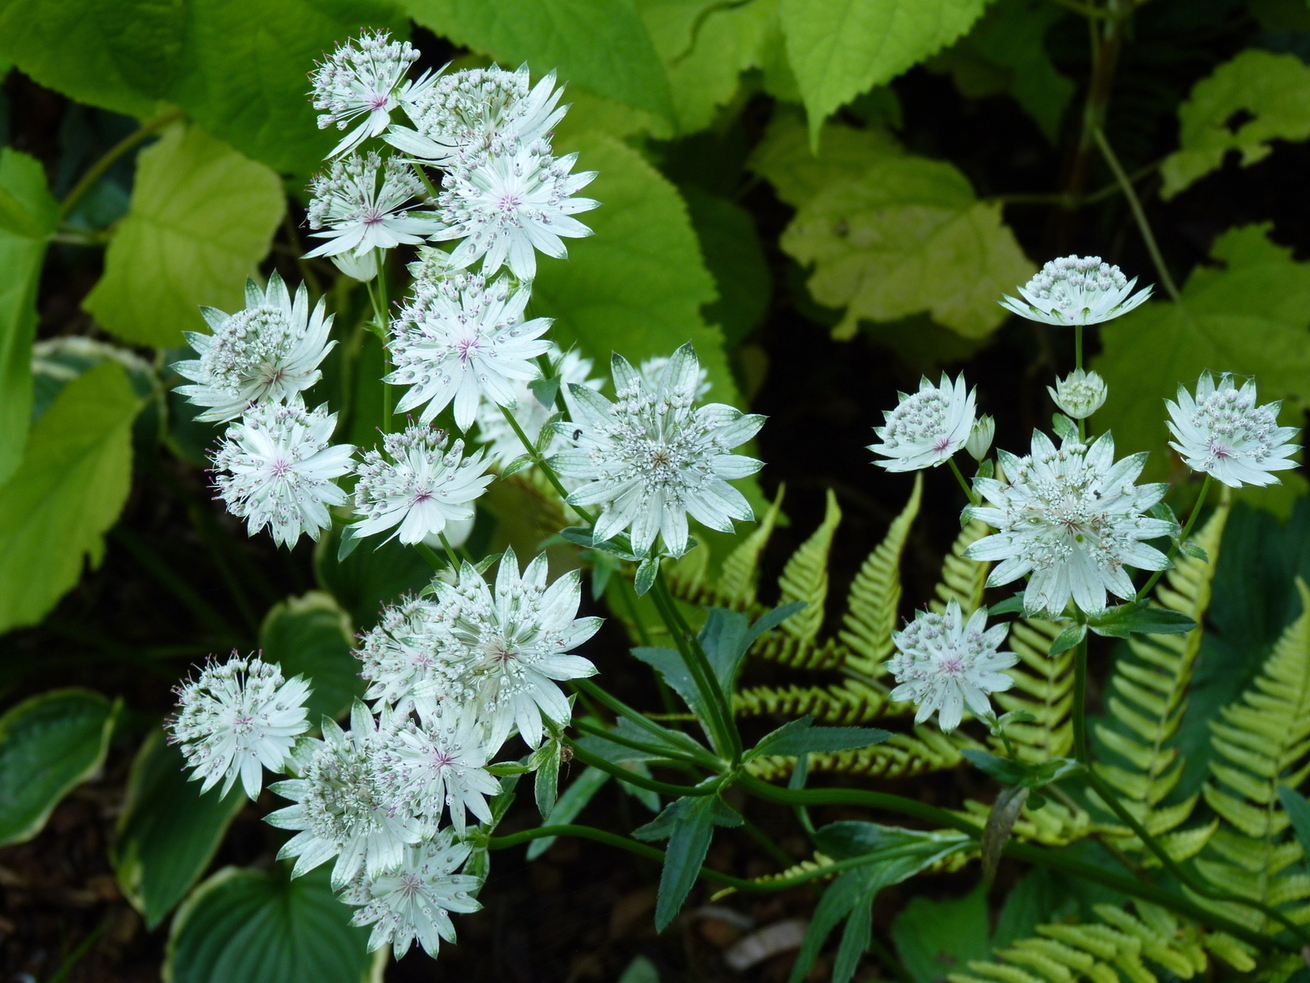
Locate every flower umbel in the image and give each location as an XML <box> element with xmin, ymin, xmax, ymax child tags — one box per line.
<box><xmin>552</xmin><ymin>345</ymin><xmax>766</xmax><ymax>557</ymax></box>
<box><xmin>310</xmin><ymin>30</ymin><xmax>431</xmax><ymax>158</ymax></box>
<box><xmin>173</xmin><ymin>273</ymin><xmax>335</xmax><ymax>423</ymax></box>
<box><xmin>167</xmin><ymin>653</ymin><xmax>311</xmax><ymax>799</ymax></box>
<box><xmin>1166</xmin><ymin>373</ymin><xmax>1300</xmax><ymax>487</ymax></box>
<box><xmin>211</xmin><ymin>398</ymin><xmax>354</xmax><ymax>548</ymax></box>
<box><xmin>869</xmin><ymin>374</ymin><xmax>977</xmax><ymax>472</ymax></box>
<box><xmin>1000</xmin><ymin>256</ymin><xmax>1152</xmax><ymax>327</ymax></box>
<box><xmin>964</xmin><ymin>431</ymin><xmax>1173</xmax><ymax>618</ymax></box>
<box><xmin>357</xmin><ymin>597</ymin><xmax>453</xmax><ymax>712</ymax></box>
<box><xmin>306</xmin><ymin>151</ymin><xmax>443</xmax><ymax>261</ymax></box>
<box><xmin>1049</xmin><ymin>368</ymin><xmax>1108</xmax><ymax>420</ymax></box>
<box><xmin>887</xmin><ymin>601</ymin><xmax>1018</xmax><ymax>732</ymax></box>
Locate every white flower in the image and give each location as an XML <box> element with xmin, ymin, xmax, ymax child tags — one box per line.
<box><xmin>474</xmin><ymin>346</ymin><xmax>600</xmax><ymax>469</ymax></box>
<box><xmin>964</xmin><ymin>431</ymin><xmax>1173</xmax><ymax>618</ymax></box>
<box><xmin>1000</xmin><ymin>255</ymin><xmax>1152</xmax><ymax>327</ymax></box>
<box><xmin>1049</xmin><ymin>368</ymin><xmax>1108</xmax><ymax>420</ymax></box>
<box><xmin>888</xmin><ymin>601</ymin><xmax>1018</xmax><ymax>732</ymax></box>
<box><xmin>424</xmin><ymin>548</ymin><xmax>601</xmax><ymax>751</ymax></box>
<box><xmin>167</xmin><ymin>653</ymin><xmax>311</xmax><ymax>799</ymax></box>
<box><xmin>357</xmin><ymin>597</ymin><xmax>453</xmax><ymax>712</ymax></box>
<box><xmin>429</xmin><ymin>145</ymin><xmax>598</xmax><ymax>280</ymax></box>
<box><xmin>310</xmin><ymin>30</ymin><xmax>433</xmax><ymax>158</ymax></box>
<box><xmin>305</xmin><ymin>151</ymin><xmax>444</xmax><ymax>260</ymax></box>
<box><xmin>640</xmin><ymin>354</ymin><xmax>709</xmax><ymax>398</ymax></box>
<box><xmin>386</xmin><ymin>272</ymin><xmax>552</xmax><ymax>431</ymax></box>
<box><xmin>267</xmin><ymin>702</ymin><xmax>424</xmax><ymax>888</ymax></box>
<box><xmin>869</xmin><ymin>374</ymin><xmax>976</xmax><ymax>472</ymax></box>
<box><xmin>173</xmin><ymin>273</ymin><xmax>335</xmax><ymax>423</ymax></box>
<box><xmin>966</xmin><ymin>415</ymin><xmax>995</xmax><ymax>462</ymax></box>
<box><xmin>340</xmin><ymin>832</ymin><xmax>482</xmax><ymax>959</ymax></box>
<box><xmin>1167</xmin><ymin>373</ymin><xmax>1300</xmax><ymax>487</ymax></box>
<box><xmin>388</xmin><ymin>65</ymin><xmax>566</xmax><ymax>167</ymax></box>
<box><xmin>211</xmin><ymin>398</ymin><xmax>354</xmax><ymax>548</ymax></box>
<box><xmin>377</xmin><ymin>703</ymin><xmax>499</xmax><ymax>833</ymax></box>
<box><xmin>552</xmin><ymin>345</ymin><xmax>765</xmax><ymax>558</ymax></box>
<box><xmin>353</xmin><ymin>424</ymin><xmax>493</xmax><ymax>545</ymax></box>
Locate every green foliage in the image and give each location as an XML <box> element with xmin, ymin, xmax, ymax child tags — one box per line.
<box><xmin>774</xmin><ymin>487</ymin><xmax>841</xmax><ymax>648</ymax></box>
<box><xmin>991</xmin><ymin>619</ymin><xmax>1073</xmax><ymax>764</ymax></box>
<box><xmin>0</xmin><ymin>362</ymin><xmax>140</xmax><ymax>632</ymax></box>
<box><xmin>778</xmin><ymin>0</ymin><xmax>988</xmax><ymax>141</ymax></box>
<box><xmin>933</xmin><ymin>517</ymin><xmax>991</xmax><ymax>615</ymax></box>
<box><xmin>633</xmin><ymin>793</ymin><xmax>742</xmax><ymax>931</ymax></box>
<box><xmin>891</xmin><ymin>881</ymin><xmax>992</xmax><ymax>983</ymax></box>
<box><xmin>745</xmin><ymin>725</ymin><xmax>981</xmax><ymax>781</ymax></box>
<box><xmin>680</xmin><ymin>186</ymin><xmax>772</xmax><ymax>348</ymax></box>
<box><xmin>0</xmin><ymin>148</ymin><xmax>57</xmax><ymax>484</ymax></box>
<box><xmin>750</xmin><ymin>109</ymin><xmax>904</xmax><ymax>208</ymax></box>
<box><xmin>0</xmin><ymin>687</ymin><xmax>119</xmax><ymax>846</ymax></box>
<box><xmin>1094</xmin><ymin>225</ymin><xmax>1310</xmax><ymax>476</ymax></box>
<box><xmin>1161</xmin><ymin>49</ymin><xmax>1310</xmax><ymax>199</ymax></box>
<box><xmin>406</xmin><ymin>0</ymin><xmax>674</xmax><ymax>122</ymax></box>
<box><xmin>83</xmin><ymin>123</ymin><xmax>284</xmax><ymax>350</ymax></box>
<box><xmin>259</xmin><ymin>591</ymin><xmax>364</xmax><ymax>722</ymax></box>
<box><xmin>163</xmin><ymin>863</ymin><xmax>379</xmax><ymax>983</ymax></box>
<box><xmin>314</xmin><ymin>526</ymin><xmax>433</xmax><ymax>631</ymax></box>
<box><xmin>112</xmin><ymin>731</ymin><xmax>246</xmax><ymax>930</ymax></box>
<box><xmin>746</xmin><ymin>715</ymin><xmax>889</xmax><ymax>760</ymax></box>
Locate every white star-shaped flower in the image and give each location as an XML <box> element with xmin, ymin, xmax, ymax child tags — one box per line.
<box><xmin>1166</xmin><ymin>373</ymin><xmax>1300</xmax><ymax>487</ymax></box>
<box><xmin>869</xmin><ymin>374</ymin><xmax>977</xmax><ymax>472</ymax></box>
<box><xmin>1000</xmin><ymin>255</ymin><xmax>1152</xmax><ymax>326</ymax></box>
<box><xmin>305</xmin><ymin>151</ymin><xmax>444</xmax><ymax>260</ymax></box>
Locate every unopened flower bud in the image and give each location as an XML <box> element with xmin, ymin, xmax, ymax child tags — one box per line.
<box><xmin>966</xmin><ymin>414</ymin><xmax>995</xmax><ymax>461</ymax></box>
<box><xmin>1048</xmin><ymin>369</ymin><xmax>1107</xmax><ymax>420</ymax></box>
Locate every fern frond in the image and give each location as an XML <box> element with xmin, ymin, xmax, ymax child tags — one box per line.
<box><xmin>1088</xmin><ymin>492</ymin><xmax>1230</xmax><ymax>859</ymax></box>
<box><xmin>735</xmin><ymin>678</ymin><xmax>892</xmax><ymax>723</ymax></box>
<box><xmin>711</xmin><ymin>484</ymin><xmax>787</xmax><ymax>610</ymax></box>
<box><xmin>745</xmin><ymin>725</ymin><xmax>983</xmax><ymax>781</ymax></box>
<box><xmin>991</xmin><ymin>619</ymin><xmax>1073</xmax><ymax>763</ymax></box>
<box><xmin>957</xmin><ymin>797</ymin><xmax>1098</xmax><ymax>847</ymax></box>
<box><xmin>931</xmin><ymin>517</ymin><xmax>991</xmax><ymax>615</ymax></box>
<box><xmin>708</xmin><ymin>852</ymin><xmax>835</xmax><ymax>901</ymax></box>
<box><xmin>1192</xmin><ymin>577</ymin><xmax>1310</xmax><ymax>932</ymax></box>
<box><xmin>839</xmin><ymin>474</ymin><xmax>923</xmax><ymax>678</ymax></box>
<box><xmin>775</xmin><ymin>488</ymin><xmax>841</xmax><ymax>648</ymax></box>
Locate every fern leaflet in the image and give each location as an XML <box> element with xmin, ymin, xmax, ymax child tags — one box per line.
<box><xmin>991</xmin><ymin>619</ymin><xmax>1073</xmax><ymax>763</ymax></box>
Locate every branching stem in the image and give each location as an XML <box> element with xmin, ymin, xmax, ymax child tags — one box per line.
<box><xmin>1092</xmin><ymin>125</ymin><xmax>1180</xmax><ymax>301</ymax></box>
<box><xmin>1137</xmin><ymin>473</ymin><xmax>1212</xmax><ymax>600</ymax></box>
<box><xmin>498</xmin><ymin>402</ymin><xmax>595</xmax><ymax>524</ymax></box>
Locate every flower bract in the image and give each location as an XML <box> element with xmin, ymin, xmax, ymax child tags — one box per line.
<box><xmin>1166</xmin><ymin>373</ymin><xmax>1300</xmax><ymax>487</ymax></box>
<box><xmin>999</xmin><ymin>256</ymin><xmax>1152</xmax><ymax>327</ymax></box>
<box><xmin>869</xmin><ymin>374</ymin><xmax>976</xmax><ymax>472</ymax></box>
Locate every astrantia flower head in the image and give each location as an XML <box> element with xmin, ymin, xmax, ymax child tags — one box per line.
<box><xmin>869</xmin><ymin>374</ymin><xmax>976</xmax><ymax>472</ymax></box>
<box><xmin>267</xmin><ymin>702</ymin><xmax>424</xmax><ymax>888</ymax></box>
<box><xmin>377</xmin><ymin>703</ymin><xmax>499</xmax><ymax>832</ymax></box>
<box><xmin>887</xmin><ymin>601</ymin><xmax>1018</xmax><ymax>732</ymax></box>
<box><xmin>340</xmin><ymin>832</ymin><xmax>483</xmax><ymax>959</ymax></box>
<box><xmin>964</xmin><ymin>431</ymin><xmax>1173</xmax><ymax>618</ymax></box>
<box><xmin>551</xmin><ymin>345</ymin><xmax>766</xmax><ymax>558</ymax></box>
<box><xmin>173</xmin><ymin>273</ymin><xmax>335</xmax><ymax>423</ymax></box>
<box><xmin>388</xmin><ymin>65</ymin><xmax>566</xmax><ymax>167</ymax></box>
<box><xmin>425</xmin><ymin>548</ymin><xmax>601</xmax><ymax>750</ymax></box>
<box><xmin>357</xmin><ymin>597</ymin><xmax>453</xmax><ymax>711</ymax></box>
<box><xmin>306</xmin><ymin>151</ymin><xmax>444</xmax><ymax>262</ymax></box>
<box><xmin>1166</xmin><ymin>373</ymin><xmax>1300</xmax><ymax>487</ymax></box>
<box><xmin>429</xmin><ymin>145</ymin><xmax>598</xmax><ymax>280</ymax></box>
<box><xmin>353</xmin><ymin>424</ymin><xmax>493</xmax><ymax>545</ymax></box>
<box><xmin>1000</xmin><ymin>256</ymin><xmax>1152</xmax><ymax>326</ymax></box>
<box><xmin>387</xmin><ymin>272</ymin><xmax>553</xmax><ymax>431</ymax></box>
<box><xmin>310</xmin><ymin>30</ymin><xmax>432</xmax><ymax>158</ymax></box>
<box><xmin>474</xmin><ymin>346</ymin><xmax>600</xmax><ymax>469</ymax></box>
<box><xmin>211</xmin><ymin>397</ymin><xmax>354</xmax><ymax>548</ymax></box>
<box><xmin>167</xmin><ymin>653</ymin><xmax>311</xmax><ymax>799</ymax></box>
<box><xmin>1049</xmin><ymin>368</ymin><xmax>1108</xmax><ymax>420</ymax></box>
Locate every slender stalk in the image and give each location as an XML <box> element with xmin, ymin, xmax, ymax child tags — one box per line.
<box><xmin>414</xmin><ymin>542</ymin><xmax>445</xmax><ymax>571</ymax></box>
<box><xmin>373</xmin><ymin>253</ymin><xmax>393</xmax><ymax>430</ymax></box>
<box><xmin>1091</xmin><ymin>125</ymin><xmax>1180</xmax><ymax>301</ymax></box>
<box><xmin>1137</xmin><ymin>474</ymin><xmax>1212</xmax><ymax>600</ymax></box>
<box><xmin>571</xmin><ymin>678</ymin><xmax>719</xmax><ymax>767</ymax></box>
<box><xmin>948</xmin><ymin>457</ymin><xmax>977</xmax><ymax>504</ymax></box>
<box><xmin>567</xmin><ymin>741</ymin><xmax>718</xmax><ymax>797</ymax></box>
<box><xmin>497</xmin><ymin>402</ymin><xmax>596</xmax><ymax>524</ymax></box>
<box><xmin>59</xmin><ymin>109</ymin><xmax>184</xmax><ymax>221</ymax></box>
<box><xmin>437</xmin><ymin>531</ymin><xmax>462</xmax><ymax>568</ymax></box>
<box><xmin>1072</xmin><ymin>633</ymin><xmax>1090</xmax><ymax>765</ymax></box>
<box><xmin>571</xmin><ymin>717</ymin><xmax>706</xmax><ymax>766</ymax></box>
<box><xmin>412</xmin><ymin>163</ymin><xmax>440</xmax><ymax>201</ymax></box>
<box><xmin>1074</xmin><ymin>324</ymin><xmax>1084</xmax><ymax>372</ymax></box>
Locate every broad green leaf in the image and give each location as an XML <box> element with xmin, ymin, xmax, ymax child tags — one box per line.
<box><xmin>0</xmin><ymin>362</ymin><xmax>140</xmax><ymax>632</ymax></box>
<box><xmin>163</xmin><ymin>863</ymin><xmax>377</xmax><ymax>983</ymax></box>
<box><xmin>681</xmin><ymin>187</ymin><xmax>772</xmax><ymax>347</ymax></box>
<box><xmin>1162</xmin><ymin>49</ymin><xmax>1310</xmax><ymax>199</ymax></box>
<box><xmin>991</xmin><ymin>868</ymin><xmax>1077</xmax><ymax>948</ymax></box>
<box><xmin>0</xmin><ymin>0</ymin><xmax>185</xmax><ymax>119</ymax></box>
<box><xmin>1087</xmin><ymin>600</ymin><xmax>1196</xmax><ymax>638</ymax></box>
<box><xmin>314</xmin><ymin>526</ymin><xmax>433</xmax><ymax>630</ymax></box>
<box><xmin>83</xmin><ymin>123</ymin><xmax>284</xmax><ymax>349</ymax></box>
<box><xmin>527</xmin><ymin>765</ymin><xmax>609</xmax><ymax>859</ymax></box>
<box><xmin>259</xmin><ymin>591</ymin><xmax>363</xmax><ymax>721</ymax></box>
<box><xmin>749</xmin><ymin>108</ymin><xmax>903</xmax><ymax>208</ymax></box>
<box><xmin>890</xmin><ymin>881</ymin><xmax>991</xmax><ymax>983</ymax></box>
<box><xmin>532</xmin><ymin>737</ymin><xmax>563</xmax><ymax>817</ymax></box>
<box><xmin>747</xmin><ymin>715</ymin><xmax>889</xmax><ymax>760</ymax></box>
<box><xmin>0</xmin><ymin>148</ymin><xmax>57</xmax><ymax>484</ymax></box>
<box><xmin>1093</xmin><ymin>224</ymin><xmax>1310</xmax><ymax>478</ymax></box>
<box><xmin>0</xmin><ymin>688</ymin><xmax>119</xmax><ymax>846</ymax></box>
<box><xmin>780</xmin><ymin>0</ymin><xmax>987</xmax><ymax>141</ymax></box>
<box><xmin>780</xmin><ymin>152</ymin><xmax>1034</xmax><ymax>339</ymax></box>
<box><xmin>31</xmin><ymin>337</ymin><xmax>158</xmax><ymax>424</ymax></box>
<box><xmin>112</xmin><ymin>731</ymin><xmax>246</xmax><ymax>929</ymax></box>
<box><xmin>406</xmin><ymin>0</ymin><xmax>675</xmax><ymax>122</ymax></box>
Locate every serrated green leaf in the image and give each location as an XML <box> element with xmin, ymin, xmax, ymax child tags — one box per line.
<box><xmin>1094</xmin><ymin>224</ymin><xmax>1310</xmax><ymax>477</ymax></box>
<box><xmin>1162</xmin><ymin>49</ymin><xmax>1310</xmax><ymax>199</ymax></box>
<box><xmin>164</xmin><ymin>863</ymin><xmax>376</xmax><ymax>983</ymax></box>
<box><xmin>748</xmin><ymin>715</ymin><xmax>889</xmax><ymax>760</ymax></box>
<box><xmin>980</xmin><ymin>784</ymin><xmax>1028</xmax><ymax>882</ymax></box>
<box><xmin>259</xmin><ymin>592</ymin><xmax>363</xmax><ymax>721</ymax></box>
<box><xmin>781</xmin><ymin>153</ymin><xmax>1033</xmax><ymax>339</ymax></box>
<box><xmin>406</xmin><ymin>0</ymin><xmax>674</xmax><ymax>121</ymax></box>
<box><xmin>1048</xmin><ymin>622</ymin><xmax>1086</xmax><ymax>656</ymax></box>
<box><xmin>635</xmin><ymin>556</ymin><xmax>659</xmax><ymax>596</ymax></box>
<box><xmin>533</xmin><ymin>738</ymin><xmax>562</xmax><ymax>818</ymax></box>
<box><xmin>83</xmin><ymin>124</ymin><xmax>284</xmax><ymax>349</ymax></box>
<box><xmin>788</xmin><ymin>868</ymin><xmax>879</xmax><ymax>983</ymax></box>
<box><xmin>0</xmin><ymin>688</ymin><xmax>118</xmax><ymax>846</ymax></box>
<box><xmin>527</xmin><ymin>765</ymin><xmax>609</xmax><ymax>860</ymax></box>
<box><xmin>502</xmin><ymin>454</ymin><xmax>534</xmax><ymax>478</ymax></box>
<box><xmin>0</xmin><ymin>362</ymin><xmax>140</xmax><ymax>632</ymax></box>
<box><xmin>1051</xmin><ymin>412</ymin><xmax>1077</xmax><ymax>440</ymax></box>
<box><xmin>750</xmin><ymin>108</ymin><xmax>903</xmax><ymax>208</ymax></box>
<box><xmin>654</xmin><ymin>793</ymin><xmax>738</xmax><ymax>930</ymax></box>
<box><xmin>1088</xmin><ymin>601</ymin><xmax>1196</xmax><ymax>638</ymax></box>
<box><xmin>0</xmin><ymin>148</ymin><xmax>57</xmax><ymax>484</ymax></box>
<box><xmin>890</xmin><ymin>881</ymin><xmax>991</xmax><ymax>983</ymax></box>
<box><xmin>112</xmin><ymin>731</ymin><xmax>246</xmax><ymax>929</ymax></box>
<box><xmin>780</xmin><ymin>0</ymin><xmax>987</xmax><ymax>141</ymax></box>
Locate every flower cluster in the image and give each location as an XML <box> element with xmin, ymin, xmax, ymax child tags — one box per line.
<box><xmin>1000</xmin><ymin>255</ymin><xmax>1152</xmax><ymax>327</ymax></box>
<box><xmin>869</xmin><ymin>374</ymin><xmax>976</xmax><ymax>472</ymax></box>
<box><xmin>1166</xmin><ymin>373</ymin><xmax>1299</xmax><ymax>487</ymax></box>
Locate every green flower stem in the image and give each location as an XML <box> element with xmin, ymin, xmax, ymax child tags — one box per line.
<box><xmin>412</xmin><ymin>163</ymin><xmax>440</xmax><ymax>201</ymax></box>
<box><xmin>437</xmin><ymin>531</ymin><xmax>461</xmax><ymax>568</ymax></box>
<box><xmin>1074</xmin><ymin>324</ymin><xmax>1084</xmax><ymax>372</ymax></box>
<box><xmin>375</xmin><ymin>256</ymin><xmax>392</xmax><ymax>431</ymax></box>
<box><xmin>651</xmin><ymin>571</ymin><xmax>742</xmax><ymax>763</ymax></box>
<box><xmin>534</xmin><ymin>353</ymin><xmax>571</xmax><ymax>414</ymax></box>
<box><xmin>571</xmin><ymin>678</ymin><xmax>719</xmax><ymax>768</ymax></box>
<box><xmin>566</xmin><ymin>740</ymin><xmax>719</xmax><ymax>797</ymax></box>
<box><xmin>1136</xmin><ymin>473</ymin><xmax>1213</xmax><ymax>601</ymax></box>
<box><xmin>570</xmin><ymin>717</ymin><xmax>706</xmax><ymax>767</ymax></box>
<box><xmin>497</xmin><ymin>402</ymin><xmax>596</xmax><ymax>525</ymax></box>
<box><xmin>58</xmin><ymin>108</ymin><xmax>185</xmax><ymax>222</ymax></box>
<box><xmin>1091</xmin><ymin>125</ymin><xmax>1180</xmax><ymax>302</ymax></box>
<box><xmin>414</xmin><ymin>541</ymin><xmax>445</xmax><ymax>571</ymax></box>
<box><xmin>948</xmin><ymin>457</ymin><xmax>977</xmax><ymax>504</ymax></box>
<box><xmin>1080</xmin><ymin>766</ymin><xmax>1310</xmax><ymax>947</ymax></box>
<box><xmin>1072</xmin><ymin>632</ymin><xmax>1090</xmax><ymax>766</ymax></box>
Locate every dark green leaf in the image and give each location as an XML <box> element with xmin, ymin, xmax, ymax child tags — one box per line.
<box><xmin>832</xmin><ymin>894</ymin><xmax>873</xmax><ymax>983</ymax></box>
<box><xmin>635</xmin><ymin>556</ymin><xmax>659</xmax><ymax>596</ymax></box>
<box><xmin>748</xmin><ymin>715</ymin><xmax>889</xmax><ymax>760</ymax></box>
<box><xmin>987</xmin><ymin>594</ymin><xmax>1025</xmax><ymax>617</ymax></box>
<box><xmin>787</xmin><ymin>869</ymin><xmax>879</xmax><ymax>983</ymax></box>
<box><xmin>528</xmin><ymin>375</ymin><xmax>560</xmax><ymax>408</ymax></box>
<box><xmin>532</xmin><ymin>739</ymin><xmax>562</xmax><ymax>818</ymax></box>
<box><xmin>1087</xmin><ymin>600</ymin><xmax>1196</xmax><ymax>638</ymax></box>
<box><xmin>315</xmin><ymin>524</ymin><xmax>433</xmax><ymax>630</ymax></box>
<box><xmin>1279</xmin><ymin>786</ymin><xmax>1310</xmax><ymax>870</ymax></box>
<box><xmin>1047</xmin><ymin>621</ymin><xmax>1086</xmax><ymax>656</ymax></box>
<box><xmin>992</xmin><ymin>868</ymin><xmax>1079</xmax><ymax>949</ymax></box>
<box><xmin>981</xmin><ymin>785</ymin><xmax>1028</xmax><ymax>882</ymax></box>
<box><xmin>259</xmin><ymin>592</ymin><xmax>363</xmax><ymax>721</ymax></box>
<box><xmin>681</xmin><ymin>187</ymin><xmax>772</xmax><ymax>347</ymax></box>
<box><xmin>890</xmin><ymin>881</ymin><xmax>991</xmax><ymax>983</ymax></box>
<box><xmin>960</xmin><ymin>748</ymin><xmax>1030</xmax><ymax>786</ymax></box>
<box><xmin>654</xmin><ymin>793</ymin><xmax>739</xmax><ymax>930</ymax></box>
